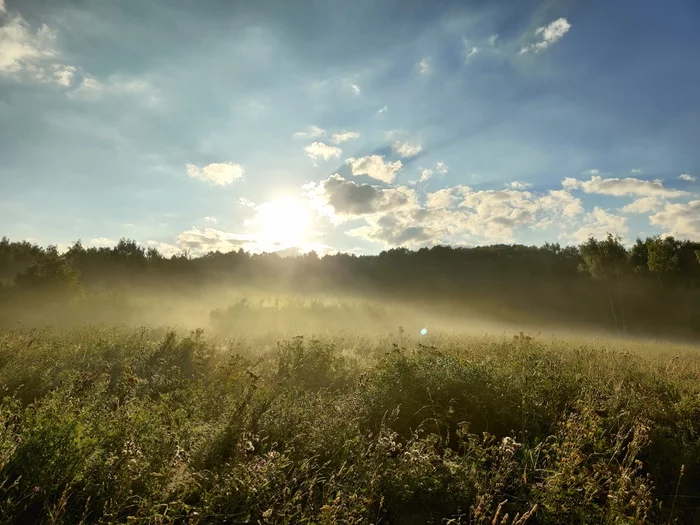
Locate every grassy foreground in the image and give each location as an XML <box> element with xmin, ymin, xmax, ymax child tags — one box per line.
<box><xmin>1</xmin><ymin>326</ymin><xmax>699</xmax><ymax>524</ymax></box>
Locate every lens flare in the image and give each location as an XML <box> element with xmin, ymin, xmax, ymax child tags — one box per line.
<box><xmin>420</xmin><ymin>328</ymin><xmax>428</xmax><ymax>336</ymax></box>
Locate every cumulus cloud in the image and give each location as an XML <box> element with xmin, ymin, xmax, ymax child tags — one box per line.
<box><xmin>345</xmin><ymin>183</ymin><xmax>584</xmax><ymax>248</ymax></box>
<box><xmin>650</xmin><ymin>201</ymin><xmax>700</xmax><ymax>240</ymax></box>
<box><xmin>425</xmin><ymin>186</ymin><xmax>471</xmax><ymax>209</ymax></box>
<box><xmin>392</xmin><ymin>141</ymin><xmax>423</xmax><ymax>158</ymax></box>
<box><xmin>88</xmin><ymin>237</ymin><xmax>117</xmax><ymax>248</ymax></box>
<box><xmin>621</xmin><ymin>196</ymin><xmax>663</xmax><ymax>214</ymax></box>
<box><xmin>0</xmin><ymin>0</ymin><xmax>5</xmax><ymax>14</ymax></box>
<box><xmin>520</xmin><ymin>17</ymin><xmax>571</xmax><ymax>54</ymax></box>
<box><xmin>435</xmin><ymin>162</ymin><xmax>448</xmax><ymax>175</ymax></box>
<box><xmin>304</xmin><ymin>141</ymin><xmax>341</xmax><ymax>162</ymax></box>
<box><xmin>306</xmin><ymin>175</ymin><xmax>416</xmax><ymax>219</ymax></box>
<box><xmin>506</xmin><ymin>181</ymin><xmax>532</xmax><ymax>190</ymax></box>
<box><xmin>563</xmin><ymin>175</ymin><xmax>688</xmax><ymax>197</ymax></box>
<box><xmin>203</xmin><ymin>216</ymin><xmax>218</xmax><ymax>223</ymax></box>
<box><xmin>293</xmin><ymin>125</ymin><xmax>325</xmax><ymax>139</ymax></box>
<box><xmin>146</xmin><ymin>240</ymin><xmax>180</xmax><ymax>258</ymax></box>
<box><xmin>331</xmin><ymin>130</ymin><xmax>360</xmax><ymax>144</ymax></box>
<box><xmin>418</xmin><ymin>57</ymin><xmax>431</xmax><ymax>75</ymax></box>
<box><xmin>0</xmin><ymin>14</ymin><xmax>60</xmax><ymax>77</ymax></box>
<box><xmin>679</xmin><ymin>173</ymin><xmax>696</xmax><ymax>182</ymax></box>
<box><xmin>346</xmin><ymin>155</ymin><xmax>403</xmax><ymax>183</ymax></box>
<box><xmin>186</xmin><ymin>162</ymin><xmax>244</xmax><ymax>185</ymax></box>
<box><xmin>571</xmin><ymin>207</ymin><xmax>628</xmax><ymax>243</ymax></box>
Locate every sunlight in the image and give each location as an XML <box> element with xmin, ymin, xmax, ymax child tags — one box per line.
<box><xmin>254</xmin><ymin>197</ymin><xmax>311</xmax><ymax>249</ymax></box>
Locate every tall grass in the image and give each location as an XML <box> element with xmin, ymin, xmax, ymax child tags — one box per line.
<box><xmin>1</xmin><ymin>325</ymin><xmax>699</xmax><ymax>523</ymax></box>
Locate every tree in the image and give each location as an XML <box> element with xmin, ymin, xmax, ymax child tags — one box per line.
<box><xmin>578</xmin><ymin>234</ymin><xmax>629</xmax><ymax>333</ymax></box>
<box><xmin>646</xmin><ymin>236</ymin><xmax>680</xmax><ymax>285</ymax></box>
<box><xmin>15</xmin><ymin>246</ymin><xmax>84</xmax><ymax>300</ymax></box>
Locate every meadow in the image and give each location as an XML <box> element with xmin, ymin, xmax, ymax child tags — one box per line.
<box><xmin>1</xmin><ymin>319</ymin><xmax>699</xmax><ymax>524</ymax></box>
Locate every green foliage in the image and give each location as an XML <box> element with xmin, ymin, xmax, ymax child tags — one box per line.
<box><xmin>1</xmin><ymin>327</ymin><xmax>699</xmax><ymax>523</ymax></box>
<box><xmin>14</xmin><ymin>247</ymin><xmax>83</xmax><ymax>300</ymax></box>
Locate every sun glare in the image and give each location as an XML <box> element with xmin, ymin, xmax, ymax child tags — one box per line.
<box><xmin>255</xmin><ymin>197</ymin><xmax>311</xmax><ymax>249</ymax></box>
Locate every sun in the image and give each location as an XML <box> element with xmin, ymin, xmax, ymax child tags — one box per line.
<box><xmin>254</xmin><ymin>197</ymin><xmax>311</xmax><ymax>249</ymax></box>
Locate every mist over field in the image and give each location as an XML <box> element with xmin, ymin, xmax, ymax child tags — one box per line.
<box><xmin>1</xmin><ymin>236</ymin><xmax>700</xmax><ymax>522</ymax></box>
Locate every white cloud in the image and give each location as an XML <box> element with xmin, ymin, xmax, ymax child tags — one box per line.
<box><xmin>506</xmin><ymin>181</ymin><xmax>532</xmax><ymax>190</ymax></box>
<box><xmin>630</xmin><ymin>168</ymin><xmax>642</xmax><ymax>174</ymax></box>
<box><xmin>293</xmin><ymin>125</ymin><xmax>325</xmax><ymax>139</ymax></box>
<box><xmin>520</xmin><ymin>17</ymin><xmax>571</xmax><ymax>54</ymax></box>
<box><xmin>621</xmin><ymin>196</ymin><xmax>663</xmax><ymax>214</ymax></box>
<box><xmin>425</xmin><ymin>186</ymin><xmax>472</xmax><ymax>209</ymax></box>
<box><xmin>146</xmin><ymin>241</ymin><xmax>180</xmax><ymax>258</ymax></box>
<box><xmin>186</xmin><ymin>162</ymin><xmax>244</xmax><ymax>185</ymax></box>
<box><xmin>53</xmin><ymin>65</ymin><xmax>75</xmax><ymax>86</ymax></box>
<box><xmin>419</xmin><ymin>169</ymin><xmax>433</xmax><ymax>182</ymax></box>
<box><xmin>392</xmin><ymin>141</ymin><xmax>423</xmax><ymax>158</ymax></box>
<box><xmin>571</xmin><ymin>207</ymin><xmax>628</xmax><ymax>243</ymax></box>
<box><xmin>78</xmin><ymin>77</ymin><xmax>102</xmax><ymax>90</ymax></box>
<box><xmin>304</xmin><ymin>141</ymin><xmax>342</xmax><ymax>162</ymax></box>
<box><xmin>650</xmin><ymin>200</ymin><xmax>700</xmax><ymax>240</ymax></box>
<box><xmin>331</xmin><ymin>130</ymin><xmax>360</xmax><ymax>144</ymax></box>
<box><xmin>377</xmin><ymin>106</ymin><xmax>388</xmax><ymax>115</ymax></box>
<box><xmin>346</xmin><ymin>155</ymin><xmax>403</xmax><ymax>183</ymax></box>
<box><xmin>466</xmin><ymin>46</ymin><xmax>479</xmax><ymax>60</ymax></box>
<box><xmin>346</xmin><ymin>184</ymin><xmax>584</xmax><ymax>248</ymax></box>
<box><xmin>679</xmin><ymin>173</ymin><xmax>696</xmax><ymax>182</ymax></box>
<box><xmin>583</xmin><ymin>169</ymin><xmax>600</xmax><ymax>175</ymax></box>
<box><xmin>435</xmin><ymin>162</ymin><xmax>449</xmax><ymax>175</ymax></box>
<box><xmin>88</xmin><ymin>237</ymin><xmax>117</xmax><ymax>248</ymax></box>
<box><xmin>563</xmin><ymin>175</ymin><xmax>688</xmax><ymax>198</ymax></box>
<box><xmin>488</xmin><ymin>34</ymin><xmax>498</xmax><ymax>46</ymax></box>
<box><xmin>0</xmin><ymin>0</ymin><xmax>6</xmax><ymax>15</ymax></box>
<box><xmin>418</xmin><ymin>57</ymin><xmax>431</xmax><ymax>76</ymax></box>
<box><xmin>203</xmin><ymin>216</ymin><xmax>218</xmax><ymax>223</ymax></box>
<box><xmin>349</xmin><ymin>83</ymin><xmax>361</xmax><ymax>95</ymax></box>
<box><xmin>0</xmin><ymin>15</ymin><xmax>59</xmax><ymax>76</ymax></box>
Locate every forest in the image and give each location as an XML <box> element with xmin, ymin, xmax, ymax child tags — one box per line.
<box><xmin>1</xmin><ymin>235</ymin><xmax>699</xmax><ymax>340</ymax></box>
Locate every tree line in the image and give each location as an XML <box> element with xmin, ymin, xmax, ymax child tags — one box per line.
<box><xmin>1</xmin><ymin>235</ymin><xmax>699</xmax><ymax>339</ymax></box>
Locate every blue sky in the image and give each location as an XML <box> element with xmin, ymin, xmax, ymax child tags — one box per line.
<box><xmin>1</xmin><ymin>0</ymin><xmax>699</xmax><ymax>256</ymax></box>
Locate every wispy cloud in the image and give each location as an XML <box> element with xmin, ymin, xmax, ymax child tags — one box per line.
<box><xmin>418</xmin><ymin>57</ymin><xmax>431</xmax><ymax>76</ymax></box>
<box><xmin>506</xmin><ymin>181</ymin><xmax>532</xmax><ymax>190</ymax></box>
<box><xmin>293</xmin><ymin>125</ymin><xmax>325</xmax><ymax>139</ymax></box>
<box><xmin>392</xmin><ymin>141</ymin><xmax>423</xmax><ymax>158</ymax></box>
<box><xmin>563</xmin><ymin>175</ymin><xmax>687</xmax><ymax>197</ymax></box>
<box><xmin>186</xmin><ymin>162</ymin><xmax>245</xmax><ymax>186</ymax></box>
<box><xmin>377</xmin><ymin>106</ymin><xmax>388</xmax><ymax>115</ymax></box>
<box><xmin>520</xmin><ymin>17</ymin><xmax>571</xmax><ymax>54</ymax></box>
<box><xmin>419</xmin><ymin>169</ymin><xmax>433</xmax><ymax>182</ymax></box>
<box><xmin>488</xmin><ymin>34</ymin><xmax>498</xmax><ymax>47</ymax></box>
<box><xmin>331</xmin><ymin>130</ymin><xmax>360</xmax><ymax>144</ymax></box>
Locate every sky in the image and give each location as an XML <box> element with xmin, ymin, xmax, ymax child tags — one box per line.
<box><xmin>1</xmin><ymin>0</ymin><xmax>699</xmax><ymax>256</ymax></box>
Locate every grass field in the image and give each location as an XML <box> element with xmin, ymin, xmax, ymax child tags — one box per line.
<box><xmin>1</xmin><ymin>321</ymin><xmax>700</xmax><ymax>524</ymax></box>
